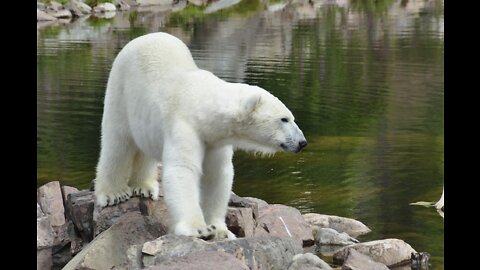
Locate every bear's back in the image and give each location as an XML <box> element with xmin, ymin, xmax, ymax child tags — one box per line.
<box><xmin>115</xmin><ymin>32</ymin><xmax>198</xmax><ymax>79</ymax></box>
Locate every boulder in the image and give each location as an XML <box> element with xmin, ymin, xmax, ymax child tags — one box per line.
<box><xmin>229</xmin><ymin>193</ymin><xmax>260</xmax><ymax>220</ymax></box>
<box><xmin>37</xmin><ymin>2</ymin><xmax>46</xmax><ymax>11</ymax></box>
<box><xmin>144</xmin><ymin>251</ymin><xmax>249</xmax><ymax>270</ymax></box>
<box><xmin>244</xmin><ymin>196</ymin><xmax>269</xmax><ymax>208</ymax></box>
<box><xmin>313</xmin><ymin>227</ymin><xmax>358</xmax><ymax>246</ymax></box>
<box><xmin>37</xmin><ymin>181</ymin><xmax>66</xmax><ymax>227</ymax></box>
<box><xmin>288</xmin><ymin>253</ymin><xmax>333</xmax><ymax>270</ymax></box>
<box><xmin>136</xmin><ymin>0</ymin><xmax>173</xmax><ymax>5</ymax></box>
<box><xmin>188</xmin><ymin>0</ymin><xmax>208</xmax><ymax>6</ymax></box>
<box><xmin>37</xmin><ymin>248</ymin><xmax>53</xmax><ymax>270</ymax></box>
<box><xmin>333</xmin><ymin>239</ymin><xmax>416</xmax><ymax>267</ymax></box>
<box><xmin>65</xmin><ymin>190</ymin><xmax>95</xmax><ymax>242</ymax></box>
<box><xmin>93</xmin><ymin>2</ymin><xmax>117</xmax><ymax>13</ymax></box>
<box><xmin>62</xmin><ymin>211</ymin><xmax>167</xmax><ymax>270</ymax></box>
<box><xmin>341</xmin><ymin>248</ymin><xmax>389</xmax><ymax>270</ymax></box>
<box><xmin>61</xmin><ymin>186</ymin><xmax>79</xmax><ymax>204</ymax></box>
<box><xmin>37</xmin><ymin>216</ymin><xmax>55</xmax><ymax>249</ymax></box>
<box><xmin>303</xmin><ymin>213</ymin><xmax>371</xmax><ymax>238</ymax></box>
<box><xmin>48</xmin><ymin>9</ymin><xmax>73</xmax><ymax>18</ymax></box>
<box><xmin>37</xmin><ymin>203</ymin><xmax>44</xmax><ymax>218</ymax></box>
<box><xmin>256</xmin><ymin>204</ymin><xmax>314</xmax><ymax>246</ymax></box>
<box><xmin>66</xmin><ymin>0</ymin><xmax>92</xmax><ymax>16</ymax></box>
<box><xmin>141</xmin><ymin>234</ymin><xmax>303</xmax><ymax>270</ymax></box>
<box><xmin>47</xmin><ymin>0</ymin><xmax>64</xmax><ymax>11</ymax></box>
<box><xmin>226</xmin><ymin>207</ymin><xmax>255</xmax><ymax>237</ymax></box>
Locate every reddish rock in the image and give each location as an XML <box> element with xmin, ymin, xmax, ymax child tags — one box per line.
<box><xmin>144</xmin><ymin>251</ymin><xmax>249</xmax><ymax>270</ymax></box>
<box><xmin>256</xmin><ymin>204</ymin><xmax>314</xmax><ymax>246</ymax></box>
<box><xmin>226</xmin><ymin>207</ymin><xmax>255</xmax><ymax>237</ymax></box>
<box><xmin>342</xmin><ymin>248</ymin><xmax>389</xmax><ymax>270</ymax></box>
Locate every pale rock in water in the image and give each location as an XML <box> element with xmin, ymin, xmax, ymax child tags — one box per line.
<box><xmin>303</xmin><ymin>213</ymin><xmax>371</xmax><ymax>238</ymax></box>
<box><xmin>312</xmin><ymin>227</ymin><xmax>359</xmax><ymax>246</ymax></box>
<box><xmin>341</xmin><ymin>248</ymin><xmax>389</xmax><ymax>270</ymax></box>
<box><xmin>287</xmin><ymin>253</ymin><xmax>333</xmax><ymax>270</ymax></box>
<box><xmin>333</xmin><ymin>238</ymin><xmax>416</xmax><ymax>267</ymax></box>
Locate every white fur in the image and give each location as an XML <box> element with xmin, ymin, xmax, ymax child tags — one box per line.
<box><xmin>94</xmin><ymin>32</ymin><xmax>306</xmax><ymax>239</ymax></box>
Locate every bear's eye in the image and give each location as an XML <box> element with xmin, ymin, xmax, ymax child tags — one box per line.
<box><xmin>281</xmin><ymin>118</ymin><xmax>289</xmax><ymax>123</ymax></box>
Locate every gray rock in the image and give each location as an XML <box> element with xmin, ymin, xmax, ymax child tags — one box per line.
<box><xmin>256</xmin><ymin>204</ymin><xmax>314</xmax><ymax>246</ymax></box>
<box><xmin>37</xmin><ymin>203</ymin><xmax>44</xmax><ymax>218</ymax></box>
<box><xmin>49</xmin><ymin>9</ymin><xmax>73</xmax><ymax>18</ymax></box>
<box><xmin>114</xmin><ymin>0</ymin><xmax>131</xmax><ymax>10</ymax></box>
<box><xmin>188</xmin><ymin>0</ymin><xmax>207</xmax><ymax>6</ymax></box>
<box><xmin>342</xmin><ymin>248</ymin><xmax>389</xmax><ymax>270</ymax></box>
<box><xmin>244</xmin><ymin>196</ymin><xmax>269</xmax><ymax>208</ymax></box>
<box><xmin>288</xmin><ymin>253</ymin><xmax>333</xmax><ymax>270</ymax></box>
<box><xmin>93</xmin><ymin>197</ymin><xmax>142</xmax><ymax>236</ymax></box>
<box><xmin>52</xmin><ymin>220</ymin><xmax>71</xmax><ymax>248</ymax></box>
<box><xmin>93</xmin><ymin>2</ymin><xmax>117</xmax><ymax>13</ymax></box>
<box><xmin>313</xmin><ymin>227</ymin><xmax>358</xmax><ymax>246</ymax></box>
<box><xmin>136</xmin><ymin>0</ymin><xmax>173</xmax><ymax>5</ymax></box>
<box><xmin>47</xmin><ymin>0</ymin><xmax>64</xmax><ymax>11</ymax></box>
<box><xmin>37</xmin><ymin>8</ymin><xmax>57</xmax><ymax>22</ymax></box>
<box><xmin>141</xmin><ymin>234</ymin><xmax>303</xmax><ymax>270</ymax></box>
<box><xmin>37</xmin><ymin>216</ymin><xmax>55</xmax><ymax>249</ymax></box>
<box><xmin>229</xmin><ymin>193</ymin><xmax>260</xmax><ymax>220</ymax></box>
<box><xmin>333</xmin><ymin>239</ymin><xmax>416</xmax><ymax>267</ymax></box>
<box><xmin>65</xmin><ymin>190</ymin><xmax>95</xmax><ymax>242</ymax></box>
<box><xmin>67</xmin><ymin>220</ymin><xmax>85</xmax><ymax>256</ymax></box>
<box><xmin>38</xmin><ymin>181</ymin><xmax>66</xmax><ymax>227</ymax></box>
<box><xmin>37</xmin><ymin>248</ymin><xmax>52</xmax><ymax>270</ymax></box>
<box><xmin>226</xmin><ymin>207</ymin><xmax>255</xmax><ymax>237</ymax></box>
<box><xmin>52</xmin><ymin>243</ymin><xmax>73</xmax><ymax>270</ymax></box>
<box><xmin>37</xmin><ymin>2</ymin><xmax>46</xmax><ymax>11</ymax></box>
<box><xmin>63</xmin><ymin>211</ymin><xmax>166</xmax><ymax>270</ymax></box>
<box><xmin>205</xmin><ymin>0</ymin><xmax>242</xmax><ymax>14</ymax></box>
<box><xmin>66</xmin><ymin>0</ymin><xmax>92</xmax><ymax>16</ymax></box>
<box><xmin>144</xmin><ymin>251</ymin><xmax>250</xmax><ymax>270</ymax></box>
<box><xmin>303</xmin><ymin>213</ymin><xmax>371</xmax><ymax>238</ymax></box>
<box><xmin>61</xmin><ymin>185</ymin><xmax>79</xmax><ymax>204</ymax></box>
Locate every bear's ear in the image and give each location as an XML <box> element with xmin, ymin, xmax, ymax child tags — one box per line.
<box><xmin>242</xmin><ymin>94</ymin><xmax>261</xmax><ymax>115</ymax></box>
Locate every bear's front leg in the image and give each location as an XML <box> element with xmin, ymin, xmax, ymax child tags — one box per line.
<box><xmin>162</xmin><ymin>131</ymin><xmax>215</xmax><ymax>240</ymax></box>
<box><xmin>201</xmin><ymin>145</ymin><xmax>237</xmax><ymax>240</ymax></box>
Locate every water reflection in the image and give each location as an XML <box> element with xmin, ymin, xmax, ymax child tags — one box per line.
<box><xmin>37</xmin><ymin>0</ymin><xmax>443</xmax><ymax>268</ymax></box>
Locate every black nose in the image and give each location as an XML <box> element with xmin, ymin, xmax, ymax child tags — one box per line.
<box><xmin>298</xmin><ymin>140</ymin><xmax>307</xmax><ymax>150</ymax></box>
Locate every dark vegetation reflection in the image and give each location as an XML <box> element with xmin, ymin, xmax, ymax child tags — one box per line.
<box><xmin>37</xmin><ymin>0</ymin><xmax>443</xmax><ymax>268</ymax></box>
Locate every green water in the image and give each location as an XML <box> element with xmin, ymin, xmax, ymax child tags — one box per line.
<box><xmin>37</xmin><ymin>0</ymin><xmax>444</xmax><ymax>268</ymax></box>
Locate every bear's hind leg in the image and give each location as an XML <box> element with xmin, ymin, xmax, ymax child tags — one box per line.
<box><xmin>201</xmin><ymin>145</ymin><xmax>237</xmax><ymax>240</ymax></box>
<box><xmin>129</xmin><ymin>152</ymin><xmax>160</xmax><ymax>200</ymax></box>
<box><xmin>95</xmin><ymin>136</ymin><xmax>135</xmax><ymax>207</ymax></box>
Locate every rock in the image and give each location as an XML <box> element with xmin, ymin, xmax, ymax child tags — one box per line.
<box><xmin>142</xmin><ymin>234</ymin><xmax>303</xmax><ymax>270</ymax></box>
<box><xmin>52</xmin><ymin>220</ymin><xmax>71</xmax><ymax>248</ymax></box>
<box><xmin>61</xmin><ymin>185</ymin><xmax>79</xmax><ymax>204</ymax></box>
<box><xmin>93</xmin><ymin>2</ymin><xmax>117</xmax><ymax>13</ymax></box>
<box><xmin>256</xmin><ymin>204</ymin><xmax>314</xmax><ymax>246</ymax></box>
<box><xmin>145</xmin><ymin>251</ymin><xmax>250</xmax><ymax>270</ymax></box>
<box><xmin>66</xmin><ymin>0</ymin><xmax>92</xmax><ymax>16</ymax></box>
<box><xmin>37</xmin><ymin>2</ymin><xmax>46</xmax><ymax>11</ymax></box>
<box><xmin>67</xmin><ymin>221</ymin><xmax>85</xmax><ymax>255</ymax></box>
<box><xmin>410</xmin><ymin>252</ymin><xmax>430</xmax><ymax>270</ymax></box>
<box><xmin>205</xmin><ymin>0</ymin><xmax>242</xmax><ymax>14</ymax></box>
<box><xmin>48</xmin><ymin>9</ymin><xmax>73</xmax><ymax>18</ymax></box>
<box><xmin>37</xmin><ymin>248</ymin><xmax>52</xmax><ymax>270</ymax></box>
<box><xmin>333</xmin><ymin>239</ymin><xmax>416</xmax><ymax>267</ymax></box>
<box><xmin>229</xmin><ymin>193</ymin><xmax>260</xmax><ymax>220</ymax></box>
<box><xmin>136</xmin><ymin>0</ymin><xmax>173</xmax><ymax>5</ymax></box>
<box><xmin>114</xmin><ymin>0</ymin><xmax>131</xmax><ymax>10</ymax></box>
<box><xmin>37</xmin><ymin>203</ymin><xmax>44</xmax><ymax>218</ymax></box>
<box><xmin>38</xmin><ymin>181</ymin><xmax>66</xmax><ymax>227</ymax></box>
<box><xmin>47</xmin><ymin>0</ymin><xmax>64</xmax><ymax>11</ymax></box>
<box><xmin>93</xmin><ymin>197</ymin><xmax>142</xmax><ymax>236</ymax></box>
<box><xmin>37</xmin><ymin>9</ymin><xmax>58</xmax><ymax>21</ymax></box>
<box><xmin>63</xmin><ymin>211</ymin><xmax>166</xmax><ymax>270</ymax></box>
<box><xmin>342</xmin><ymin>248</ymin><xmax>389</xmax><ymax>270</ymax></box>
<box><xmin>65</xmin><ymin>190</ymin><xmax>95</xmax><ymax>242</ymax></box>
<box><xmin>37</xmin><ymin>216</ymin><xmax>55</xmax><ymax>249</ymax></box>
<box><xmin>226</xmin><ymin>207</ymin><xmax>255</xmax><ymax>237</ymax></box>
<box><xmin>52</xmin><ymin>243</ymin><xmax>73</xmax><ymax>270</ymax></box>
<box><xmin>313</xmin><ymin>227</ymin><xmax>358</xmax><ymax>246</ymax></box>
<box><xmin>188</xmin><ymin>0</ymin><xmax>207</xmax><ymax>6</ymax></box>
<box><xmin>303</xmin><ymin>213</ymin><xmax>371</xmax><ymax>238</ymax></box>
<box><xmin>288</xmin><ymin>253</ymin><xmax>333</xmax><ymax>270</ymax></box>
<box><xmin>244</xmin><ymin>196</ymin><xmax>269</xmax><ymax>208</ymax></box>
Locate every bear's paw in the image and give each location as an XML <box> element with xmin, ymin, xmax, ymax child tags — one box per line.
<box><xmin>131</xmin><ymin>181</ymin><xmax>160</xmax><ymax>200</ymax></box>
<box><xmin>95</xmin><ymin>186</ymin><xmax>132</xmax><ymax>207</ymax></box>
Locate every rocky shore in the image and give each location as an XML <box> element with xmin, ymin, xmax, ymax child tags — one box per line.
<box><xmin>37</xmin><ymin>173</ymin><xmax>430</xmax><ymax>270</ymax></box>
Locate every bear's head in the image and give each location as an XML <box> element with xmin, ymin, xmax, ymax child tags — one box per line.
<box><xmin>233</xmin><ymin>86</ymin><xmax>307</xmax><ymax>155</ymax></box>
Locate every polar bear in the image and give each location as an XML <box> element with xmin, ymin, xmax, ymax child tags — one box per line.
<box><xmin>94</xmin><ymin>32</ymin><xmax>307</xmax><ymax>239</ymax></box>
